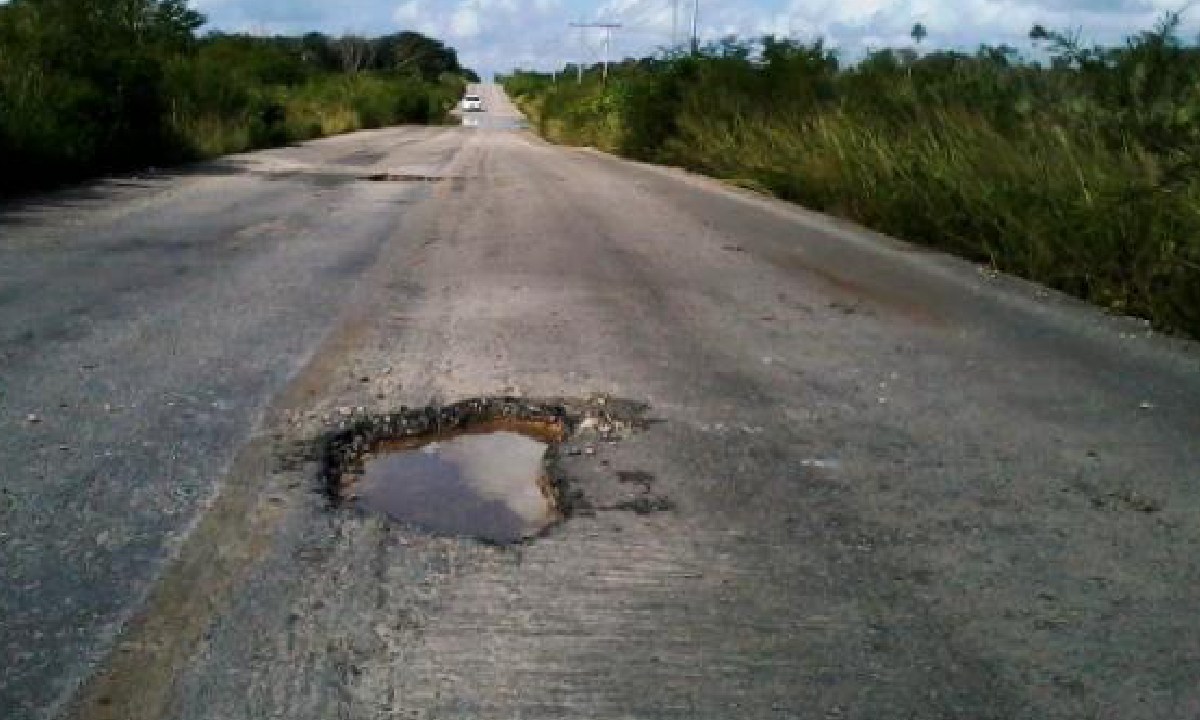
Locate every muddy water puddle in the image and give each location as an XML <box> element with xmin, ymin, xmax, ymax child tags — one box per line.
<box><xmin>318</xmin><ymin>397</ymin><xmax>660</xmax><ymax>545</ymax></box>
<box><xmin>461</xmin><ymin>115</ymin><xmax>529</xmax><ymax>130</ymax></box>
<box><xmin>355</xmin><ymin>430</ymin><xmax>558</xmax><ymax>544</ymax></box>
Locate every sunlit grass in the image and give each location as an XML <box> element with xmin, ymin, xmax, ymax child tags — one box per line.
<box><xmin>665</xmin><ymin>109</ymin><xmax>1199</xmax><ymax>329</ymax></box>
<box><xmin>504</xmin><ymin>28</ymin><xmax>1200</xmax><ymax>337</ymax></box>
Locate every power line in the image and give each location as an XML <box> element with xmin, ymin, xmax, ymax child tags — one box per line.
<box><xmin>569</xmin><ymin>21</ymin><xmax>622</xmax><ymax>84</ymax></box>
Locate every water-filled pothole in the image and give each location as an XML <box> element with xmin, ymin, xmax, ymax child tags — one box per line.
<box><xmin>320</xmin><ymin>399</ymin><xmax>568</xmax><ymax>544</ymax></box>
<box><xmin>316</xmin><ymin>397</ymin><xmax>661</xmax><ymax>545</ymax></box>
<box><xmin>461</xmin><ymin>116</ymin><xmax>530</xmax><ymax>131</ymax></box>
<box><xmin>356</xmin><ymin>430</ymin><xmax>557</xmax><ymax>544</ymax></box>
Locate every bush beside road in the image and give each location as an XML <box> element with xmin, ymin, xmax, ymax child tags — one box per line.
<box><xmin>504</xmin><ymin>18</ymin><xmax>1200</xmax><ymax>340</ymax></box>
<box><xmin>0</xmin><ymin>0</ymin><xmax>475</xmax><ymax>196</ymax></box>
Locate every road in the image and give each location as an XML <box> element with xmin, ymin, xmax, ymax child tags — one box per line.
<box><xmin>2</xmin><ymin>83</ymin><xmax>1198</xmax><ymax>720</ymax></box>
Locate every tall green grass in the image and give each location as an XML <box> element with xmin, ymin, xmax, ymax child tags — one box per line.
<box><xmin>0</xmin><ymin>0</ymin><xmax>470</xmax><ymax>195</ymax></box>
<box><xmin>671</xmin><ymin>109</ymin><xmax>1199</xmax><ymax>328</ymax></box>
<box><xmin>504</xmin><ymin>21</ymin><xmax>1200</xmax><ymax>338</ymax></box>
<box><xmin>169</xmin><ymin>70</ymin><xmax>462</xmax><ymax>159</ymax></box>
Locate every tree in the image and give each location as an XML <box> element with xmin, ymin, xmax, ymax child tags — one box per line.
<box><xmin>300</xmin><ymin>32</ymin><xmax>339</xmax><ymax>71</ymax></box>
<box><xmin>373</xmin><ymin>32</ymin><xmax>466</xmax><ymax>79</ymax></box>
<box><xmin>0</xmin><ymin>0</ymin><xmax>209</xmax><ymax>189</ymax></box>
<box><xmin>911</xmin><ymin>23</ymin><xmax>928</xmax><ymax>47</ymax></box>
<box><xmin>335</xmin><ymin>34</ymin><xmax>374</xmax><ymax>74</ymax></box>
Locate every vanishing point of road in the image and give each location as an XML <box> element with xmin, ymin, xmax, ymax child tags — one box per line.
<box><xmin>2</xmin><ymin>84</ymin><xmax>1198</xmax><ymax>720</ymax></box>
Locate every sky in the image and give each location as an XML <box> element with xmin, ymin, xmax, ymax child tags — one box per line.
<box><xmin>191</xmin><ymin>0</ymin><xmax>1195</xmax><ymax>75</ymax></box>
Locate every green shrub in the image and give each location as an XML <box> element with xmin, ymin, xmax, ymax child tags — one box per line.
<box><xmin>504</xmin><ymin>21</ymin><xmax>1200</xmax><ymax>338</ymax></box>
<box><xmin>0</xmin><ymin>0</ymin><xmax>473</xmax><ymax>193</ymax></box>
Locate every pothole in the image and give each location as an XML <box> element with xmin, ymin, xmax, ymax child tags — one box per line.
<box><xmin>354</xmin><ymin>426</ymin><xmax>563</xmax><ymax>544</ymax></box>
<box><xmin>361</xmin><ymin>173</ymin><xmax>445</xmax><ymax>182</ymax></box>
<box><xmin>461</xmin><ymin>116</ymin><xmax>530</xmax><ymax>131</ymax></box>
<box><xmin>316</xmin><ymin>397</ymin><xmax>659</xmax><ymax>545</ymax></box>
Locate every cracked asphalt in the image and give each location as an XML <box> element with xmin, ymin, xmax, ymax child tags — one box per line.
<box><xmin>2</xmin><ymin>84</ymin><xmax>1198</xmax><ymax>720</ymax></box>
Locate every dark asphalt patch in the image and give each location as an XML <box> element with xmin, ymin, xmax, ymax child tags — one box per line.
<box><xmin>336</xmin><ymin>150</ymin><xmax>389</xmax><ymax>167</ymax></box>
<box><xmin>361</xmin><ymin>173</ymin><xmax>446</xmax><ymax>183</ymax></box>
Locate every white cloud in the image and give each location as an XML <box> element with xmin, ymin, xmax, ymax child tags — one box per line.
<box><xmin>450</xmin><ymin>3</ymin><xmax>482</xmax><ymax>38</ymax></box>
<box><xmin>392</xmin><ymin>0</ymin><xmax>421</xmax><ymax>24</ymax></box>
<box><xmin>192</xmin><ymin>0</ymin><xmax>1199</xmax><ymax>74</ymax></box>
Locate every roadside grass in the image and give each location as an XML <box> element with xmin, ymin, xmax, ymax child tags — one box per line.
<box><xmin>503</xmin><ymin>22</ymin><xmax>1200</xmax><ymax>339</ymax></box>
<box><xmin>0</xmin><ymin>1</ymin><xmax>472</xmax><ymax>194</ymax></box>
<box><xmin>668</xmin><ymin>109</ymin><xmax>1200</xmax><ymax>329</ymax></box>
<box><xmin>175</xmin><ymin>74</ymin><xmax>461</xmax><ymax>158</ymax></box>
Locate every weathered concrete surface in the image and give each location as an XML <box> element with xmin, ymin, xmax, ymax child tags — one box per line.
<box><xmin>2</xmin><ymin>84</ymin><xmax>1199</xmax><ymax>720</ymax></box>
<box><xmin>0</xmin><ymin>127</ymin><xmax>463</xmax><ymax>718</ymax></box>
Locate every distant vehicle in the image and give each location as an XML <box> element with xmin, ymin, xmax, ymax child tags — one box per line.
<box><xmin>461</xmin><ymin>94</ymin><xmax>484</xmax><ymax>112</ymax></box>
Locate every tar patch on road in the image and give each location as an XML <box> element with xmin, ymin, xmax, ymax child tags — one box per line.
<box><xmin>361</xmin><ymin>173</ymin><xmax>449</xmax><ymax>183</ymax></box>
<box><xmin>315</xmin><ymin>396</ymin><xmax>663</xmax><ymax>544</ymax></box>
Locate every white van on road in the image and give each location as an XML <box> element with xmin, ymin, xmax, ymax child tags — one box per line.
<box><xmin>461</xmin><ymin>94</ymin><xmax>484</xmax><ymax>112</ymax></box>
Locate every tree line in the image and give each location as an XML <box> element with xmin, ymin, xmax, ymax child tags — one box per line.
<box><xmin>0</xmin><ymin>0</ymin><xmax>477</xmax><ymax>195</ymax></box>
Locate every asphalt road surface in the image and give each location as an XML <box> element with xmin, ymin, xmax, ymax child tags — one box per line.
<box><xmin>2</xmin><ymin>84</ymin><xmax>1198</xmax><ymax>720</ymax></box>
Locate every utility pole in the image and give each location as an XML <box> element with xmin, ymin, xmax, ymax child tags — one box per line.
<box><xmin>672</xmin><ymin>0</ymin><xmax>679</xmax><ymax>48</ymax></box>
<box><xmin>569</xmin><ymin>21</ymin><xmax>622</xmax><ymax>84</ymax></box>
<box><xmin>690</xmin><ymin>0</ymin><xmax>699</xmax><ymax>54</ymax></box>
<box><xmin>574</xmin><ymin>21</ymin><xmax>584</xmax><ymax>85</ymax></box>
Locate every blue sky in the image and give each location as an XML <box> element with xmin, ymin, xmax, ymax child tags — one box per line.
<box><xmin>192</xmin><ymin>0</ymin><xmax>1194</xmax><ymax>75</ymax></box>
